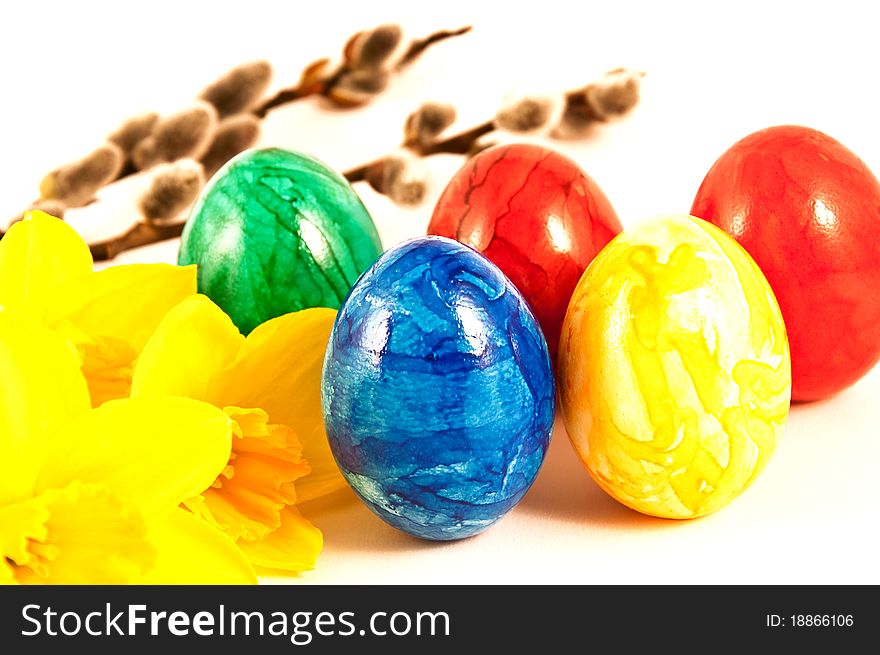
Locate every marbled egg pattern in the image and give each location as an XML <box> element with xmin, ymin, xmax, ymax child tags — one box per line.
<box><xmin>429</xmin><ymin>143</ymin><xmax>622</xmax><ymax>360</ymax></box>
<box><xmin>559</xmin><ymin>216</ymin><xmax>791</xmax><ymax>519</ymax></box>
<box><xmin>179</xmin><ymin>148</ymin><xmax>382</xmax><ymax>334</ymax></box>
<box><xmin>322</xmin><ymin>236</ymin><xmax>555</xmax><ymax>540</ymax></box>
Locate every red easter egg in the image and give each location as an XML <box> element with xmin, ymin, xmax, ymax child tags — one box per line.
<box><xmin>692</xmin><ymin>125</ymin><xmax>880</xmax><ymax>401</ymax></box>
<box><xmin>428</xmin><ymin>143</ymin><xmax>622</xmax><ymax>360</ymax></box>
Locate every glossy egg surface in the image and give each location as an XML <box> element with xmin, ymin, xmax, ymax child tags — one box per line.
<box><xmin>559</xmin><ymin>215</ymin><xmax>791</xmax><ymax>519</ymax></box>
<box><xmin>428</xmin><ymin>143</ymin><xmax>622</xmax><ymax>359</ymax></box>
<box><xmin>322</xmin><ymin>236</ymin><xmax>555</xmax><ymax>540</ymax></box>
<box><xmin>179</xmin><ymin>147</ymin><xmax>382</xmax><ymax>334</ymax></box>
<box><xmin>692</xmin><ymin>125</ymin><xmax>880</xmax><ymax>401</ymax></box>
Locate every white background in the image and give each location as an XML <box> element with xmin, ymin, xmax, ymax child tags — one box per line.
<box><xmin>2</xmin><ymin>0</ymin><xmax>878</xmax><ymax>583</ymax></box>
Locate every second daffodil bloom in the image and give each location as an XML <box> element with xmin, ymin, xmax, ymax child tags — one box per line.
<box><xmin>0</xmin><ymin>308</ymin><xmax>256</xmax><ymax>584</ymax></box>
<box><xmin>131</xmin><ymin>295</ymin><xmax>340</xmax><ymax>571</ymax></box>
<box><xmin>0</xmin><ymin>211</ymin><xmax>195</xmax><ymax>406</ymax></box>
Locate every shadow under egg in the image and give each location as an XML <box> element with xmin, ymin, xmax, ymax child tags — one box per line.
<box><xmin>299</xmin><ymin>487</ymin><xmax>469</xmax><ymax>555</ymax></box>
<box><xmin>518</xmin><ymin>416</ymin><xmax>685</xmax><ymax>531</ymax></box>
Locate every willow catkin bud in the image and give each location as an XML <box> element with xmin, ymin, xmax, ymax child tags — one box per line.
<box><xmin>349</xmin><ymin>24</ymin><xmax>402</xmax><ymax>69</ymax></box>
<box><xmin>199</xmin><ymin>61</ymin><xmax>273</xmax><ymax>117</ymax></box>
<box><xmin>200</xmin><ymin>114</ymin><xmax>261</xmax><ymax>177</ymax></box>
<box><xmin>555</xmin><ymin>69</ymin><xmax>643</xmax><ymax>137</ymax></box>
<box><xmin>365</xmin><ymin>157</ymin><xmax>400</xmax><ymax>194</ymax></box>
<box><xmin>297</xmin><ymin>58</ymin><xmax>331</xmax><ymax>95</ymax></box>
<box><xmin>366</xmin><ymin>153</ymin><xmax>428</xmax><ymax>207</ymax></box>
<box><xmin>138</xmin><ymin>159</ymin><xmax>205</xmax><ymax>222</ymax></box>
<box><xmin>341</xmin><ymin>69</ymin><xmax>390</xmax><ymax>94</ymax></box>
<box><xmin>555</xmin><ymin>91</ymin><xmax>594</xmax><ymax>137</ymax></box>
<box><xmin>404</xmin><ymin>103</ymin><xmax>456</xmax><ymax>147</ymax></box>
<box><xmin>388</xmin><ymin>177</ymin><xmax>427</xmax><ymax>206</ymax></box>
<box><xmin>584</xmin><ymin>68</ymin><xmax>642</xmax><ymax>119</ymax></box>
<box><xmin>39</xmin><ymin>142</ymin><xmax>124</xmax><ymax>206</ymax></box>
<box><xmin>328</xmin><ymin>69</ymin><xmax>390</xmax><ymax>106</ymax></box>
<box><xmin>132</xmin><ymin>102</ymin><xmax>218</xmax><ymax>170</ymax></box>
<box><xmin>495</xmin><ymin>96</ymin><xmax>553</xmax><ymax>133</ymax></box>
<box><xmin>107</xmin><ymin>112</ymin><xmax>159</xmax><ymax>156</ymax></box>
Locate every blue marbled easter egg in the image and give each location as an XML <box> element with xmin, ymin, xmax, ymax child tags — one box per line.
<box><xmin>321</xmin><ymin>236</ymin><xmax>555</xmax><ymax>540</ymax></box>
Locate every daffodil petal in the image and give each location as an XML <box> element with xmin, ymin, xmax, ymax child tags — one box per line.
<box><xmin>0</xmin><ymin>310</ymin><xmax>90</xmax><ymax>504</ymax></box>
<box><xmin>0</xmin><ymin>211</ymin><xmax>92</xmax><ymax>320</ymax></box>
<box><xmin>0</xmin><ymin>481</ymin><xmax>154</xmax><ymax>585</ymax></box>
<box><xmin>209</xmin><ymin>308</ymin><xmax>343</xmax><ymax>501</ymax></box>
<box><xmin>37</xmin><ymin>397</ymin><xmax>233</xmax><ymax>517</ymax></box>
<box><xmin>47</xmin><ymin>263</ymin><xmax>197</xmax><ymax>351</ymax></box>
<box><xmin>0</xmin><ymin>560</ymin><xmax>15</xmax><ymax>585</ymax></box>
<box><xmin>140</xmin><ymin>508</ymin><xmax>256</xmax><ymax>584</ymax></box>
<box><xmin>131</xmin><ymin>295</ymin><xmax>244</xmax><ymax>402</ymax></box>
<box><xmin>0</xmin><ymin>492</ymin><xmax>50</xmax><ymax>581</ymax></box>
<box><xmin>237</xmin><ymin>507</ymin><xmax>322</xmax><ymax>572</ymax></box>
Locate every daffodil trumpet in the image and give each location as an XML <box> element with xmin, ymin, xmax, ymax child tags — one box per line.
<box><xmin>131</xmin><ymin>295</ymin><xmax>339</xmax><ymax>571</ymax></box>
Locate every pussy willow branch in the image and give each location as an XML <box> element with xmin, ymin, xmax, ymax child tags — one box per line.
<box><xmin>252</xmin><ymin>26</ymin><xmax>472</xmax><ymax>118</ymax></box>
<box><xmin>87</xmin><ymin>120</ymin><xmax>495</xmax><ymax>261</ymax></box>
<box><xmin>394</xmin><ymin>26</ymin><xmax>473</xmax><ymax>71</ymax></box>
<box><xmin>81</xmin><ymin>68</ymin><xmax>643</xmax><ymax>261</ymax></box>
<box><xmin>88</xmin><ymin>93</ymin><xmax>639</xmax><ymax>260</ymax></box>
<box><xmin>101</xmin><ymin>25</ymin><xmax>471</xmax><ymax>188</ymax></box>
<box><xmin>0</xmin><ymin>25</ymin><xmax>473</xmax><ymax>248</ymax></box>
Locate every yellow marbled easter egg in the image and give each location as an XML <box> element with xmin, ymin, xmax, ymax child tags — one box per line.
<box><xmin>558</xmin><ymin>215</ymin><xmax>791</xmax><ymax>519</ymax></box>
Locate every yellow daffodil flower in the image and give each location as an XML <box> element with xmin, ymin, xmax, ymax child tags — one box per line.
<box><xmin>0</xmin><ymin>211</ymin><xmax>195</xmax><ymax>406</ymax></box>
<box><xmin>0</xmin><ymin>308</ymin><xmax>256</xmax><ymax>584</ymax></box>
<box><xmin>131</xmin><ymin>295</ymin><xmax>340</xmax><ymax>572</ymax></box>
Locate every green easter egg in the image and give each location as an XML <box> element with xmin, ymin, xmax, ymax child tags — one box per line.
<box><xmin>178</xmin><ymin>148</ymin><xmax>382</xmax><ymax>334</ymax></box>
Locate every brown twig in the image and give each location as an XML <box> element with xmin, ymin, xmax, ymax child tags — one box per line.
<box><xmin>251</xmin><ymin>87</ymin><xmax>308</xmax><ymax>119</ymax></box>
<box><xmin>395</xmin><ymin>26</ymin><xmax>472</xmax><ymax>70</ymax></box>
<box><xmin>343</xmin><ymin>120</ymin><xmax>494</xmax><ymax>183</ymax></box>
<box><xmin>418</xmin><ymin>120</ymin><xmax>495</xmax><ymax>156</ymax></box>
<box><xmin>90</xmin><ymin>221</ymin><xmax>187</xmax><ymax>261</ymax></box>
